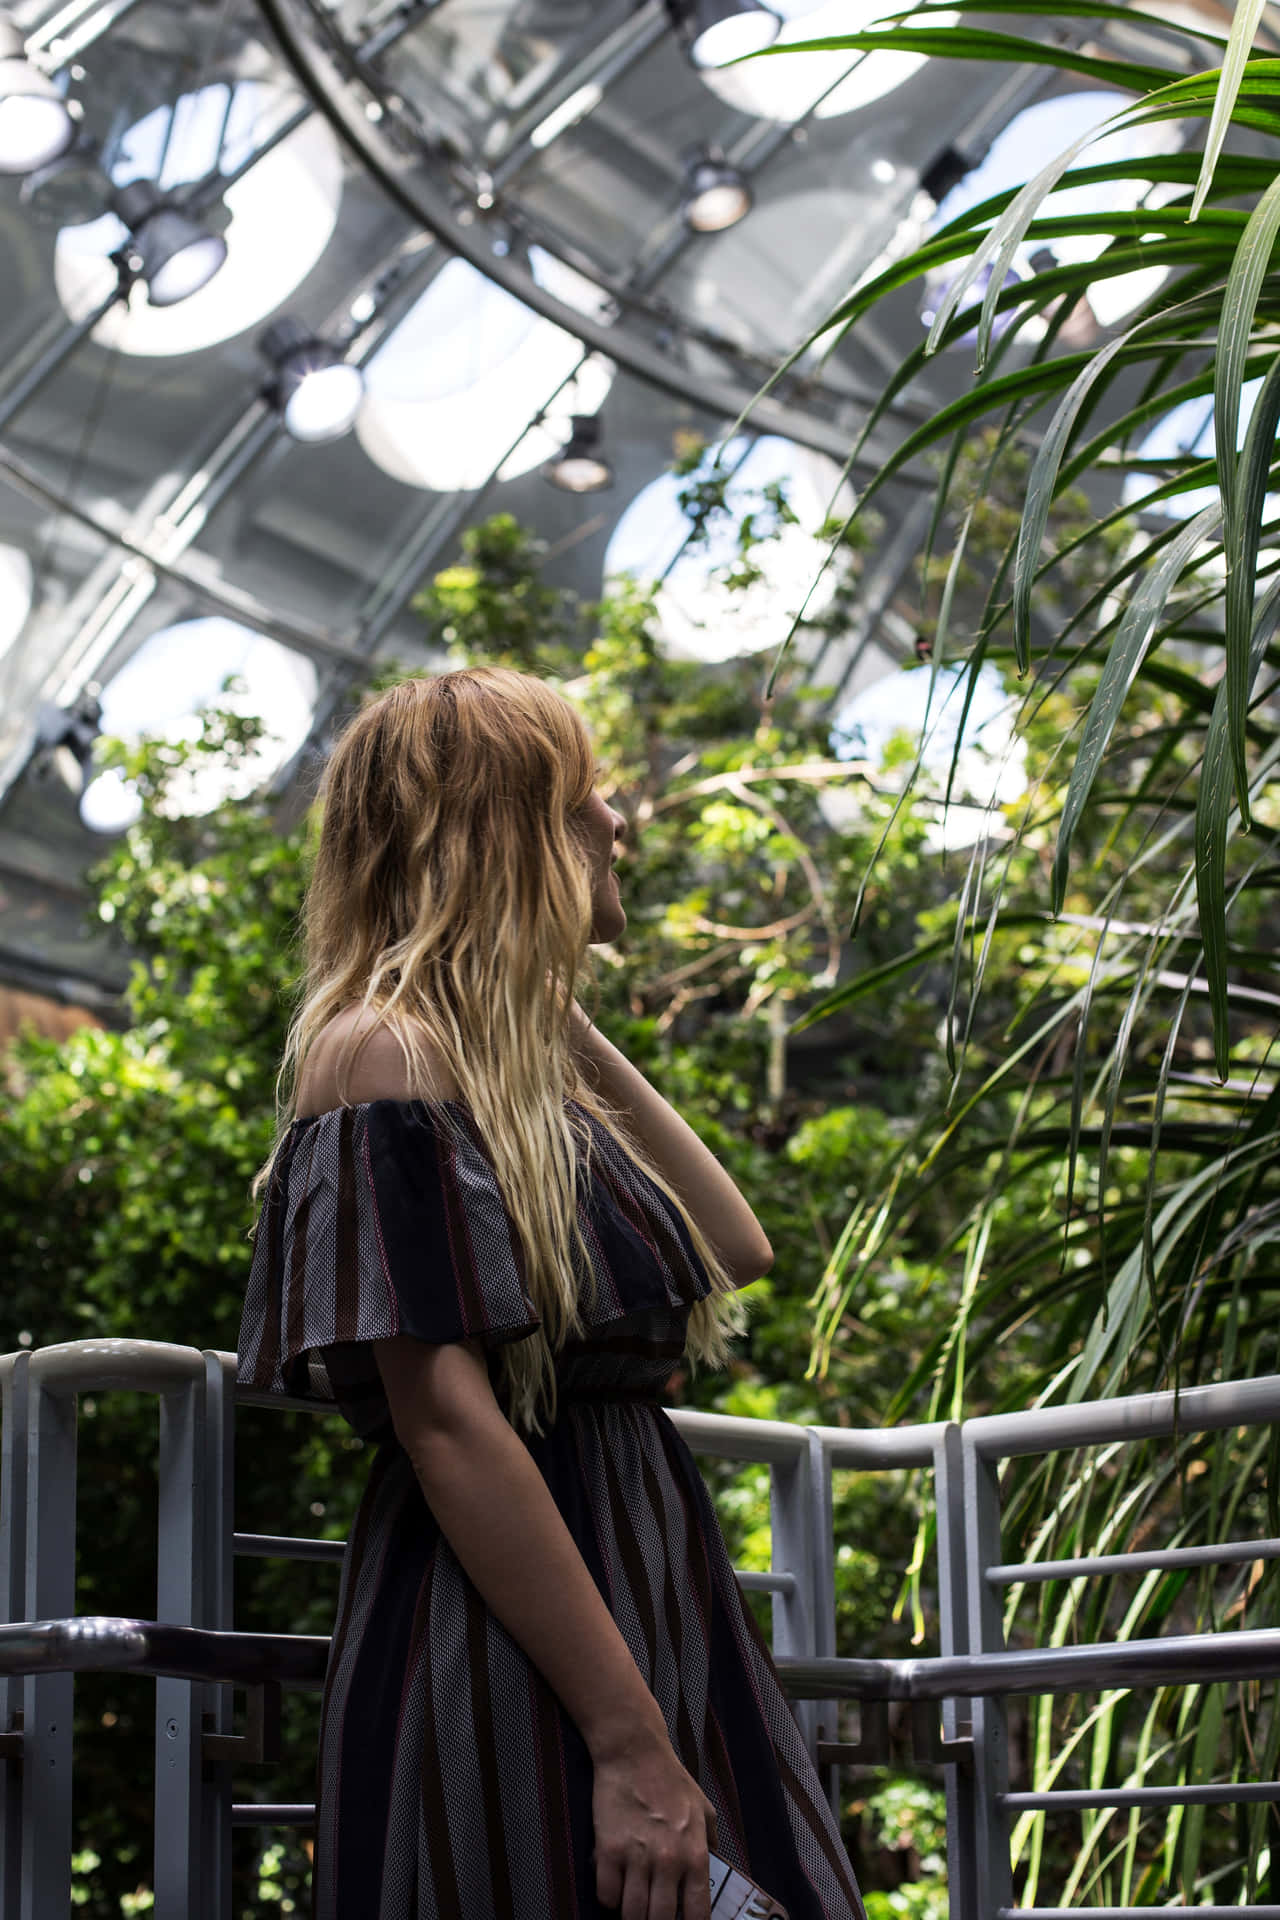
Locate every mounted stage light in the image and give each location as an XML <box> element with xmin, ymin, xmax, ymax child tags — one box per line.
<box><xmin>0</xmin><ymin>11</ymin><xmax>77</xmax><ymax>177</ymax></box>
<box><xmin>919</xmin><ymin>144</ymin><xmax>975</xmax><ymax>208</ymax></box>
<box><xmin>109</xmin><ymin>179</ymin><xmax>228</xmax><ymax>306</ymax></box>
<box><xmin>259</xmin><ymin>315</ymin><xmax>365</xmax><ymax>443</ymax></box>
<box><xmin>544</xmin><ymin>414</ymin><xmax>613</xmax><ymax>493</ymax></box>
<box><xmin>681</xmin><ymin>147</ymin><xmax>753</xmax><ymax>232</ymax></box>
<box><xmin>668</xmin><ymin>0</ymin><xmax>782</xmax><ymax>70</ymax></box>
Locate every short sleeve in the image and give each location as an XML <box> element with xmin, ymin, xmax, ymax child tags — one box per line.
<box><xmin>236</xmin><ymin>1100</ymin><xmax>543</xmax><ymax>1442</ymax></box>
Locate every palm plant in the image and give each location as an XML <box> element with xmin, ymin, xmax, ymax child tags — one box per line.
<box><xmin>729</xmin><ymin>3</ymin><xmax>1280</xmax><ymax>1902</ymax></box>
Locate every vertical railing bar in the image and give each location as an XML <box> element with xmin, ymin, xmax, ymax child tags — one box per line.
<box><xmin>767</xmin><ymin>1430</ymin><xmax>820</xmax><ymax>1765</ymax></box>
<box><xmin>806</xmin><ymin>1429</ymin><xmax>841</xmax><ymax>1825</ymax></box>
<box><xmin>201</xmin><ymin>1352</ymin><xmax>238</xmax><ymax>1920</ymax></box>
<box><xmin>0</xmin><ymin>1352</ymin><xmax>29</xmax><ymax>1919</ymax></box>
<box><xmin>153</xmin><ymin>1372</ymin><xmax>205</xmax><ymax>1918</ymax></box>
<box><xmin>964</xmin><ymin>1425</ymin><xmax>1015</xmax><ymax>1916</ymax></box>
<box><xmin>23</xmin><ymin>1359</ymin><xmax>78</xmax><ymax>1920</ymax></box>
<box><xmin>936</xmin><ymin>1419</ymin><xmax>979</xmax><ymax>1920</ymax></box>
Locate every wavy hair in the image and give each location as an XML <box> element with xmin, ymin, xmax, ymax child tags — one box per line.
<box><xmin>248</xmin><ymin>665</ymin><xmax>754</xmax><ymax>1441</ymax></box>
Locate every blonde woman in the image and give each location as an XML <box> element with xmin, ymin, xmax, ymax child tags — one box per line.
<box><xmin>237</xmin><ymin>667</ymin><xmax>866</xmax><ymax>1920</ymax></box>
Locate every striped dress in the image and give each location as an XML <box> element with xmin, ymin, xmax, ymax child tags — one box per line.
<box><xmin>236</xmin><ymin>1097</ymin><xmax>866</xmax><ymax>1920</ymax></box>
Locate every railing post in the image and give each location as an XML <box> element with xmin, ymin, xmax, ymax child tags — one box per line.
<box><xmin>769</xmin><ymin>1434</ymin><xmax>821</xmax><ymax>1766</ymax></box>
<box><xmin>0</xmin><ymin>1351</ymin><xmax>30</xmax><ymax>1918</ymax></box>
<box><xmin>153</xmin><ymin>1364</ymin><xmax>210</xmax><ymax>1919</ymax></box>
<box><xmin>14</xmin><ymin>1341</ymin><xmax>212</xmax><ymax>1920</ymax></box>
<box><xmin>805</xmin><ymin>1428</ymin><xmax>841</xmax><ymax>1824</ymax></box>
<box><xmin>199</xmin><ymin>1352</ymin><xmax>238</xmax><ymax>1920</ymax></box>
<box><xmin>963</xmin><ymin>1428</ymin><xmax>1015</xmax><ymax>1917</ymax></box>
<box><xmin>23</xmin><ymin>1353</ymin><xmax>78</xmax><ymax>1920</ymax></box>
<box><xmin>936</xmin><ymin>1420</ymin><xmax>980</xmax><ymax>1920</ymax></box>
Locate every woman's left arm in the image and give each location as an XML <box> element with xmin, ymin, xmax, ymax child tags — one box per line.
<box><xmin>568</xmin><ymin>1004</ymin><xmax>774</xmax><ymax>1285</ymax></box>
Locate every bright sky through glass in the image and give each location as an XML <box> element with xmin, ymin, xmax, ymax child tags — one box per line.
<box><xmin>81</xmin><ymin>617</ymin><xmax>318</xmax><ymax>832</ymax></box>
<box><xmin>924</xmin><ymin>89</ymin><xmax>1178</xmax><ymax>330</ymax></box>
<box><xmin>605</xmin><ymin>434</ymin><xmax>854</xmax><ymax>663</ymax></box>
<box><xmin>357</xmin><ymin>249</ymin><xmax>615</xmax><ymax>492</ymax></box>
<box><xmin>697</xmin><ymin>0</ymin><xmax>957</xmax><ymax>120</ymax></box>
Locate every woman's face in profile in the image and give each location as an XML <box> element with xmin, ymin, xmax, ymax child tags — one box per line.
<box><xmin>580</xmin><ymin>781</ymin><xmax>627</xmax><ymax>945</ymax></box>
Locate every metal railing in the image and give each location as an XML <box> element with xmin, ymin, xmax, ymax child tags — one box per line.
<box><xmin>2</xmin><ymin>1340</ymin><xmax>1279</xmax><ymax>1919</ymax></box>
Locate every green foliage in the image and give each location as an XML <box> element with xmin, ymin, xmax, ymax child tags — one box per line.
<box><xmin>736</xmin><ymin>0</ymin><xmax>1280</xmax><ymax>1900</ymax></box>
<box><xmin>2</xmin><ymin>467</ymin><xmax>971</xmax><ymax>1912</ymax></box>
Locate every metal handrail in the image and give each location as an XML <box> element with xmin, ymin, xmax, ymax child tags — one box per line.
<box><xmin>6</xmin><ymin>1614</ymin><xmax>1280</xmax><ymax>1704</ymax></box>
<box><xmin>0</xmin><ymin>1619</ymin><xmax>329</xmax><ymax>1689</ymax></box>
<box><xmin>5</xmin><ymin>1340</ymin><xmax>1280</xmax><ymax>1920</ymax></box>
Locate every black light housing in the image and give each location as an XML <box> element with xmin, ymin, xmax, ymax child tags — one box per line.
<box><xmin>110</xmin><ymin>179</ymin><xmax>228</xmax><ymax>307</ymax></box>
<box><xmin>681</xmin><ymin>146</ymin><xmax>753</xmax><ymax>233</ymax></box>
<box><xmin>668</xmin><ymin>0</ymin><xmax>782</xmax><ymax>69</ymax></box>
<box><xmin>0</xmin><ymin>10</ymin><xmax>76</xmax><ymax>177</ymax></box>
<box><xmin>32</xmin><ymin>693</ymin><xmax>101</xmax><ymax>797</ymax></box>
<box><xmin>259</xmin><ymin>315</ymin><xmax>366</xmax><ymax>444</ymax></box>
<box><xmin>919</xmin><ymin>144</ymin><xmax>976</xmax><ymax>208</ymax></box>
<box><xmin>544</xmin><ymin>414</ymin><xmax>614</xmax><ymax>493</ymax></box>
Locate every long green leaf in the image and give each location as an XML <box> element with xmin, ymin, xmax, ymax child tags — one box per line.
<box><xmin>1189</xmin><ymin>0</ymin><xmax>1270</xmax><ymax>219</ymax></box>
<box><xmin>924</xmin><ymin>106</ymin><xmax>1138</xmax><ymax>369</ymax></box>
<box><xmin>874</xmin><ymin>0</ymin><xmax>1233</xmax><ymax>48</ymax></box>
<box><xmin>1051</xmin><ymin>501</ymin><xmax>1222</xmax><ymax>916</ymax></box>
<box><xmin>1212</xmin><ymin>166</ymin><xmax>1280</xmax><ymax>533</ymax></box>
<box><xmin>741</xmin><ymin>24</ymin><xmax>1175</xmax><ymax>96</ymax></box>
<box><xmin>1195</xmin><ymin>568</ymin><xmax>1280</xmax><ymax>1077</ymax></box>
<box><xmin>1220</xmin><ymin>267</ymin><xmax>1280</xmax><ymax>825</ymax></box>
<box><xmin>1013</xmin><ymin>320</ymin><xmax>1155</xmax><ymax>672</ymax></box>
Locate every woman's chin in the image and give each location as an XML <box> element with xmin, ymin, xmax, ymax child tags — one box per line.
<box><xmin>589</xmin><ymin>895</ymin><xmax>626</xmax><ymax>945</ymax></box>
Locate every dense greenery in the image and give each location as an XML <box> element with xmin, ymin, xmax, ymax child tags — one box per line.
<box><xmin>4</xmin><ymin>342</ymin><xmax>1276</xmax><ymax>1910</ymax></box>
<box><xmin>2</xmin><ymin>472</ymin><xmax>995</xmax><ymax>1916</ymax></box>
<box><xmin>732</xmin><ymin>1</ymin><xmax>1280</xmax><ymax>1901</ymax></box>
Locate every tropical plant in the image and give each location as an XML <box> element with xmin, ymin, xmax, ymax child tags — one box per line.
<box><xmin>729</xmin><ymin>2</ymin><xmax>1280</xmax><ymax>1901</ymax></box>
<box><xmin>4</xmin><ymin>482</ymin><xmax>1012</xmax><ymax>1915</ymax></box>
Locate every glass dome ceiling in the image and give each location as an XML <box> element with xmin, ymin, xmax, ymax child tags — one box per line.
<box><xmin>0</xmin><ymin>0</ymin><xmax>1230</xmax><ymax>1005</ymax></box>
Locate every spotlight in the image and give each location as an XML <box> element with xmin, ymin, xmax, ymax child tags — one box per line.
<box><xmin>681</xmin><ymin>146</ymin><xmax>752</xmax><ymax>233</ymax></box>
<box><xmin>110</xmin><ymin>179</ymin><xmax>228</xmax><ymax>307</ymax></box>
<box><xmin>545</xmin><ymin>415</ymin><xmax>613</xmax><ymax>493</ymax></box>
<box><xmin>32</xmin><ymin>692</ymin><xmax>101</xmax><ymax>798</ymax></box>
<box><xmin>919</xmin><ymin>144</ymin><xmax>975</xmax><ymax>209</ymax></box>
<box><xmin>668</xmin><ymin>0</ymin><xmax>781</xmax><ymax>69</ymax></box>
<box><xmin>0</xmin><ymin>11</ymin><xmax>77</xmax><ymax>177</ymax></box>
<box><xmin>259</xmin><ymin>316</ymin><xmax>365</xmax><ymax>443</ymax></box>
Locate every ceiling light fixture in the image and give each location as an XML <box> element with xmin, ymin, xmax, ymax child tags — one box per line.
<box><xmin>544</xmin><ymin>413</ymin><xmax>614</xmax><ymax>493</ymax></box>
<box><xmin>259</xmin><ymin>316</ymin><xmax>366</xmax><ymax>443</ymax></box>
<box><xmin>0</xmin><ymin>11</ymin><xmax>77</xmax><ymax>177</ymax></box>
<box><xmin>681</xmin><ymin>146</ymin><xmax>753</xmax><ymax>232</ymax></box>
<box><xmin>32</xmin><ymin>692</ymin><xmax>101</xmax><ymax>798</ymax></box>
<box><xmin>109</xmin><ymin>179</ymin><xmax>228</xmax><ymax>307</ymax></box>
<box><xmin>668</xmin><ymin>0</ymin><xmax>782</xmax><ymax>70</ymax></box>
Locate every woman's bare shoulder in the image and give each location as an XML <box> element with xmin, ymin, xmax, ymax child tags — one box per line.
<box><xmin>295</xmin><ymin>1006</ymin><xmax>459</xmax><ymax>1116</ymax></box>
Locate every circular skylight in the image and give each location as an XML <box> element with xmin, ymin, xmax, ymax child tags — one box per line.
<box><xmin>357</xmin><ymin>248</ymin><xmax>616</xmax><ymax>492</ymax></box>
<box><xmin>80</xmin><ymin>616</ymin><xmax>318</xmax><ymax>832</ymax></box>
<box><xmin>830</xmin><ymin>660</ymin><xmax>1026</xmax><ymax>851</ymax></box>
<box><xmin>697</xmin><ymin>0</ymin><xmax>957</xmax><ymax>123</ymax></box>
<box><xmin>924</xmin><ymin>90</ymin><xmax>1181</xmax><ymax>334</ymax></box>
<box><xmin>1121</xmin><ymin>379</ymin><xmax>1280</xmax><ymax>523</ymax></box>
<box><xmin>53</xmin><ymin>80</ymin><xmax>342</xmax><ymax>355</ymax></box>
<box><xmin>0</xmin><ymin>543</ymin><xmax>33</xmax><ymax>664</ymax></box>
<box><xmin>604</xmin><ymin>434</ymin><xmax>854</xmax><ymax>664</ymax></box>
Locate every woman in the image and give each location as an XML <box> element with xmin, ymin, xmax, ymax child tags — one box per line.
<box><xmin>237</xmin><ymin>667</ymin><xmax>866</xmax><ymax>1920</ymax></box>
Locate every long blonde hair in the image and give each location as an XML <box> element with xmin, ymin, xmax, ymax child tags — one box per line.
<box><xmin>249</xmin><ymin>665</ymin><xmax>755</xmax><ymax>1441</ymax></box>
